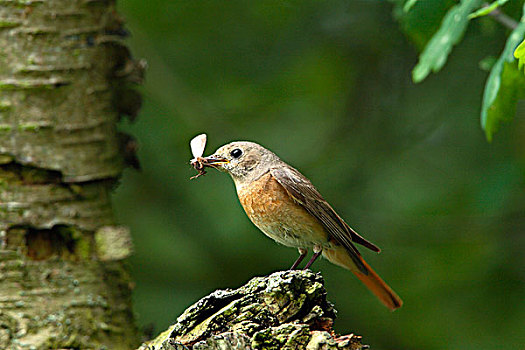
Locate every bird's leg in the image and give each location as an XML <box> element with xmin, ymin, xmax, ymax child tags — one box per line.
<box><xmin>304</xmin><ymin>245</ymin><xmax>322</xmax><ymax>270</ymax></box>
<box><xmin>290</xmin><ymin>248</ymin><xmax>307</xmax><ymax>270</ymax></box>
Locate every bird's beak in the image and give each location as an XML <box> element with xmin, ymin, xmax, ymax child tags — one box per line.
<box><xmin>200</xmin><ymin>154</ymin><xmax>229</xmax><ymax>169</ymax></box>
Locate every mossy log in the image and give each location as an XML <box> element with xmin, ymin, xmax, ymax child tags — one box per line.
<box><xmin>139</xmin><ymin>270</ymin><xmax>369</xmax><ymax>350</ymax></box>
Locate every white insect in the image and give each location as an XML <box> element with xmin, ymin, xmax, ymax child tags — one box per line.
<box><xmin>190</xmin><ymin>133</ymin><xmax>207</xmax><ymax>159</ymax></box>
<box><xmin>190</xmin><ymin>133</ymin><xmax>207</xmax><ymax>179</ymax></box>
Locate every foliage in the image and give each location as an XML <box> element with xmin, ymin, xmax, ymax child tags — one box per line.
<box><xmin>515</xmin><ymin>38</ymin><xmax>525</xmax><ymax>70</ymax></box>
<box><xmin>396</xmin><ymin>0</ymin><xmax>525</xmax><ymax>141</ymax></box>
<box><xmin>481</xmin><ymin>13</ymin><xmax>525</xmax><ymax>141</ymax></box>
<box><xmin>411</xmin><ymin>0</ymin><xmax>483</xmax><ymax>83</ymax></box>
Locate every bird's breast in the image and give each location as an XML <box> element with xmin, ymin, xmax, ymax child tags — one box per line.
<box><xmin>237</xmin><ymin>172</ymin><xmax>328</xmax><ymax>248</ymax></box>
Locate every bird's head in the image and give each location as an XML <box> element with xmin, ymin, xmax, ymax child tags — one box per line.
<box><xmin>200</xmin><ymin>141</ymin><xmax>280</xmax><ymax>186</ymax></box>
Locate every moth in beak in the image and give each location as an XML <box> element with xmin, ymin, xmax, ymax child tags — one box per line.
<box><xmin>189</xmin><ymin>134</ymin><xmax>228</xmax><ymax>179</ymax></box>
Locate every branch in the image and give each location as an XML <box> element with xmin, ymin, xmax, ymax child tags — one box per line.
<box><xmin>486</xmin><ymin>3</ymin><xmax>519</xmax><ymax>30</ymax></box>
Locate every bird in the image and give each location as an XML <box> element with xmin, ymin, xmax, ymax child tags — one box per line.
<box><xmin>197</xmin><ymin>140</ymin><xmax>403</xmax><ymax>310</ymax></box>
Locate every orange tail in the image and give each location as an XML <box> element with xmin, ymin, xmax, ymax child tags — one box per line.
<box><xmin>322</xmin><ymin>247</ymin><xmax>403</xmax><ymax>310</ymax></box>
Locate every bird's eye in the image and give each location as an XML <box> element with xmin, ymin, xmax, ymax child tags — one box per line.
<box><xmin>230</xmin><ymin>148</ymin><xmax>243</xmax><ymax>159</ymax></box>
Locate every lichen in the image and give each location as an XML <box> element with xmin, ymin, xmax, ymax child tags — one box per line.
<box><xmin>94</xmin><ymin>226</ymin><xmax>133</xmax><ymax>261</ymax></box>
<box><xmin>140</xmin><ymin>270</ymin><xmax>368</xmax><ymax>350</ymax></box>
<box><xmin>252</xmin><ymin>323</ymin><xmax>310</xmax><ymax>349</ymax></box>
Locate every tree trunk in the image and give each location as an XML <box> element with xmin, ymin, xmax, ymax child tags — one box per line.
<box><xmin>0</xmin><ymin>0</ymin><xmax>142</xmax><ymax>348</ymax></box>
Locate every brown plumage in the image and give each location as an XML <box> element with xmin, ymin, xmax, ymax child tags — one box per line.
<box><xmin>199</xmin><ymin>140</ymin><xmax>403</xmax><ymax>310</ymax></box>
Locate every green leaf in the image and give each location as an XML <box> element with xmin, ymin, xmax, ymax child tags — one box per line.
<box><xmin>481</xmin><ymin>4</ymin><xmax>525</xmax><ymax>141</ymax></box>
<box><xmin>482</xmin><ymin>62</ymin><xmax>525</xmax><ymax>141</ymax></box>
<box><xmin>412</xmin><ymin>0</ymin><xmax>482</xmax><ymax>83</ymax></box>
<box><xmin>394</xmin><ymin>0</ymin><xmax>457</xmax><ymax>51</ymax></box>
<box><xmin>514</xmin><ymin>39</ymin><xmax>525</xmax><ymax>71</ymax></box>
<box><xmin>468</xmin><ymin>0</ymin><xmax>509</xmax><ymax>20</ymax></box>
<box><xmin>403</xmin><ymin>0</ymin><xmax>419</xmax><ymax>13</ymax></box>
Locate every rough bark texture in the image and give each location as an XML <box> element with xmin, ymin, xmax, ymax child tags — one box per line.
<box><xmin>139</xmin><ymin>270</ymin><xmax>369</xmax><ymax>350</ymax></box>
<box><xmin>0</xmin><ymin>0</ymin><xmax>142</xmax><ymax>349</ymax></box>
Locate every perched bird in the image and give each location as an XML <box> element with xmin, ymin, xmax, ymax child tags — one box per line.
<box><xmin>197</xmin><ymin>140</ymin><xmax>402</xmax><ymax>310</ymax></box>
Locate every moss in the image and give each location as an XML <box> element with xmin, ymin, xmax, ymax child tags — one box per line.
<box><xmin>0</xmin><ymin>80</ymin><xmax>59</xmax><ymax>90</ymax></box>
<box><xmin>0</xmin><ymin>124</ymin><xmax>12</xmax><ymax>133</ymax></box>
<box><xmin>18</xmin><ymin>124</ymin><xmax>42</xmax><ymax>132</ymax></box>
<box><xmin>75</xmin><ymin>235</ymin><xmax>92</xmax><ymax>259</ymax></box>
<box><xmin>0</xmin><ymin>81</ymin><xmax>28</xmax><ymax>90</ymax></box>
<box><xmin>57</xmin><ymin>226</ymin><xmax>92</xmax><ymax>259</ymax></box>
<box><xmin>0</xmin><ymin>21</ymin><xmax>20</xmax><ymax>28</ymax></box>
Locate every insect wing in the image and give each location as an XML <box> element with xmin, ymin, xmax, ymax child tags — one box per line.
<box><xmin>190</xmin><ymin>134</ymin><xmax>207</xmax><ymax>158</ymax></box>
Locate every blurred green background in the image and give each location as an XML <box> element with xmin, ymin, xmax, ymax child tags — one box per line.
<box><xmin>114</xmin><ymin>1</ymin><xmax>525</xmax><ymax>349</ymax></box>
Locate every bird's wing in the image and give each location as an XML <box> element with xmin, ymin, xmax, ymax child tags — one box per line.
<box><xmin>270</xmin><ymin>165</ymin><xmax>381</xmax><ymax>274</ymax></box>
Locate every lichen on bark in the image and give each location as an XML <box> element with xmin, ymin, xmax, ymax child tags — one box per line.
<box><xmin>139</xmin><ymin>270</ymin><xmax>369</xmax><ymax>350</ymax></box>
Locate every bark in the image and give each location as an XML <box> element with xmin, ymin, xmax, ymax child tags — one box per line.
<box><xmin>139</xmin><ymin>270</ymin><xmax>369</xmax><ymax>350</ymax></box>
<box><xmin>0</xmin><ymin>0</ymin><xmax>143</xmax><ymax>349</ymax></box>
